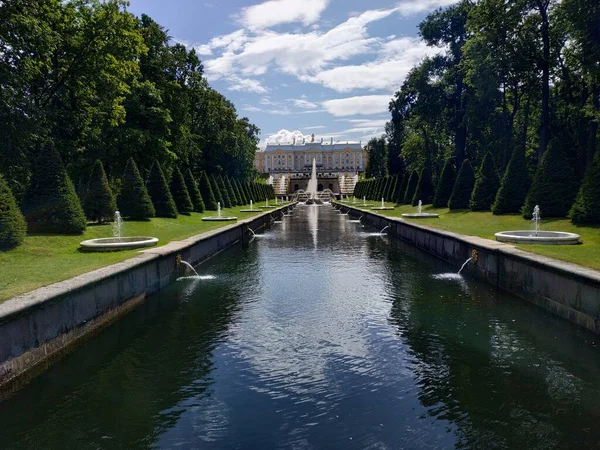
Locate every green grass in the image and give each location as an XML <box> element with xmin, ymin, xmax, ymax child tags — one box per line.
<box><xmin>341</xmin><ymin>201</ymin><xmax>600</xmax><ymax>271</ymax></box>
<box><xmin>0</xmin><ymin>205</ymin><xmax>272</xmax><ymax>302</ymax></box>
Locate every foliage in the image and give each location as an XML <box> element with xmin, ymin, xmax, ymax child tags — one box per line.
<box><xmin>84</xmin><ymin>160</ymin><xmax>117</xmax><ymax>223</ymax></box>
<box><xmin>198</xmin><ymin>172</ymin><xmax>217</xmax><ymax>211</ymax></box>
<box><xmin>433</xmin><ymin>159</ymin><xmax>456</xmax><ymax>208</ymax></box>
<box><xmin>118</xmin><ymin>158</ymin><xmax>155</xmax><ymax>220</ymax></box>
<box><xmin>570</xmin><ymin>152</ymin><xmax>600</xmax><ymax>224</ymax></box>
<box><xmin>184</xmin><ymin>168</ymin><xmax>205</xmax><ymax>213</ymax></box>
<box><xmin>225</xmin><ymin>176</ymin><xmax>239</xmax><ymax>206</ymax></box>
<box><xmin>170</xmin><ymin>167</ymin><xmax>193</xmax><ymax>215</ymax></box>
<box><xmin>448</xmin><ymin>159</ymin><xmax>475</xmax><ymax>210</ymax></box>
<box><xmin>492</xmin><ymin>146</ymin><xmax>530</xmax><ymax>214</ymax></box>
<box><xmin>386</xmin><ymin>175</ymin><xmax>398</xmax><ymax>202</ymax></box>
<box><xmin>23</xmin><ymin>147</ymin><xmax>87</xmax><ymax>234</ymax></box>
<box><xmin>210</xmin><ymin>175</ymin><xmax>224</xmax><ymax>207</ymax></box>
<box><xmin>395</xmin><ymin>174</ymin><xmax>408</xmax><ymax>204</ymax></box>
<box><xmin>470</xmin><ymin>152</ymin><xmax>500</xmax><ymax>211</ymax></box>
<box><xmin>365</xmin><ymin>137</ymin><xmax>388</xmax><ymax>178</ymax></box>
<box><xmin>403</xmin><ymin>171</ymin><xmax>420</xmax><ymax>205</ymax></box>
<box><xmin>412</xmin><ymin>165</ymin><xmax>435</xmax><ymax>205</ymax></box>
<box><xmin>218</xmin><ymin>175</ymin><xmax>232</xmax><ymax>208</ymax></box>
<box><xmin>0</xmin><ymin>176</ymin><xmax>27</xmax><ymax>250</ymax></box>
<box><xmin>147</xmin><ymin>161</ymin><xmax>178</xmax><ymax>218</ymax></box>
<box><xmin>233</xmin><ymin>179</ymin><xmax>247</xmax><ymax>205</ymax></box>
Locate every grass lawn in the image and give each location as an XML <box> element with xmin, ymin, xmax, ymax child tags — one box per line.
<box><xmin>0</xmin><ymin>205</ymin><xmax>272</xmax><ymax>302</ymax></box>
<box><xmin>341</xmin><ymin>201</ymin><xmax>600</xmax><ymax>271</ymax></box>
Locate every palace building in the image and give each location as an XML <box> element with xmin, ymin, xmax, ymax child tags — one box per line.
<box><xmin>254</xmin><ymin>135</ymin><xmax>367</xmax><ymax>196</ymax></box>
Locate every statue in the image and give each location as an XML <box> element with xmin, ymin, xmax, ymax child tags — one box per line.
<box><xmin>311</xmin><ymin>133</ymin><xmax>315</xmax><ymax>143</ymax></box>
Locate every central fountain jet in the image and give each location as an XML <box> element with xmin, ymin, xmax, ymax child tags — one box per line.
<box><xmin>305</xmin><ymin>158</ymin><xmax>322</xmax><ymax>205</ymax></box>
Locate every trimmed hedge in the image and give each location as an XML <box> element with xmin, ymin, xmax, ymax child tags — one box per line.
<box><xmin>184</xmin><ymin>169</ymin><xmax>205</xmax><ymax>213</ymax></box>
<box><xmin>448</xmin><ymin>159</ymin><xmax>475</xmax><ymax>210</ymax></box>
<box><xmin>386</xmin><ymin>175</ymin><xmax>398</xmax><ymax>202</ymax></box>
<box><xmin>433</xmin><ymin>159</ymin><xmax>456</xmax><ymax>208</ymax></box>
<box><xmin>571</xmin><ymin>151</ymin><xmax>600</xmax><ymax>224</ymax></box>
<box><xmin>23</xmin><ymin>147</ymin><xmax>87</xmax><ymax>234</ymax></box>
<box><xmin>147</xmin><ymin>161</ymin><xmax>178</xmax><ymax>218</ymax></box>
<box><xmin>118</xmin><ymin>158</ymin><xmax>155</xmax><ymax>220</ymax></box>
<box><xmin>0</xmin><ymin>176</ymin><xmax>27</xmax><ymax>250</ymax></box>
<box><xmin>470</xmin><ymin>152</ymin><xmax>500</xmax><ymax>211</ymax></box>
<box><xmin>492</xmin><ymin>146</ymin><xmax>530</xmax><ymax>215</ymax></box>
<box><xmin>523</xmin><ymin>139</ymin><xmax>579</xmax><ymax>218</ymax></box>
<box><xmin>170</xmin><ymin>166</ymin><xmax>193</xmax><ymax>215</ymax></box>
<box><xmin>233</xmin><ymin>179</ymin><xmax>247</xmax><ymax>205</ymax></box>
<box><xmin>395</xmin><ymin>174</ymin><xmax>408</xmax><ymax>204</ymax></box>
<box><xmin>218</xmin><ymin>175</ymin><xmax>232</xmax><ymax>208</ymax></box>
<box><xmin>84</xmin><ymin>159</ymin><xmax>116</xmax><ymax>223</ymax></box>
<box><xmin>199</xmin><ymin>172</ymin><xmax>217</xmax><ymax>211</ymax></box>
<box><xmin>210</xmin><ymin>175</ymin><xmax>224</xmax><ymax>206</ymax></box>
<box><xmin>412</xmin><ymin>166</ymin><xmax>435</xmax><ymax>206</ymax></box>
<box><xmin>225</xmin><ymin>176</ymin><xmax>239</xmax><ymax>206</ymax></box>
<box><xmin>403</xmin><ymin>171</ymin><xmax>419</xmax><ymax>205</ymax></box>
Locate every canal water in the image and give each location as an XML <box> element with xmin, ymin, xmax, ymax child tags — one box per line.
<box><xmin>1</xmin><ymin>205</ymin><xmax>600</xmax><ymax>449</ymax></box>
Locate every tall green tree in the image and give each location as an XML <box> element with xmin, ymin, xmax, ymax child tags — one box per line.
<box><xmin>169</xmin><ymin>166</ymin><xmax>193</xmax><ymax>215</ymax></box>
<box><xmin>0</xmin><ymin>176</ymin><xmax>27</xmax><ymax>250</ymax></box>
<box><xmin>84</xmin><ymin>160</ymin><xmax>117</xmax><ymax>223</ymax></box>
<box><xmin>118</xmin><ymin>158</ymin><xmax>155</xmax><ymax>220</ymax></box>
<box><xmin>365</xmin><ymin>137</ymin><xmax>389</xmax><ymax>179</ymax></box>
<box><xmin>198</xmin><ymin>172</ymin><xmax>217</xmax><ymax>211</ymax></box>
<box><xmin>470</xmin><ymin>152</ymin><xmax>501</xmax><ymax>211</ymax></box>
<box><xmin>184</xmin><ymin>168</ymin><xmax>205</xmax><ymax>213</ymax></box>
<box><xmin>147</xmin><ymin>161</ymin><xmax>178</xmax><ymax>218</ymax></box>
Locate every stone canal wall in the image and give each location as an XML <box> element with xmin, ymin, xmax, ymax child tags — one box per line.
<box><xmin>0</xmin><ymin>205</ymin><xmax>294</xmax><ymax>389</ymax></box>
<box><xmin>337</xmin><ymin>203</ymin><xmax>600</xmax><ymax>335</ymax></box>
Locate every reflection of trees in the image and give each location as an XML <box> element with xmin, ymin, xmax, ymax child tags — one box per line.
<box><xmin>381</xmin><ymin>240</ymin><xmax>600</xmax><ymax>448</ymax></box>
<box><xmin>0</xmin><ymin>245</ymin><xmax>259</xmax><ymax>450</ymax></box>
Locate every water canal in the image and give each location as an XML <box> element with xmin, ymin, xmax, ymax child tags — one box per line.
<box><xmin>2</xmin><ymin>205</ymin><xmax>600</xmax><ymax>449</ymax></box>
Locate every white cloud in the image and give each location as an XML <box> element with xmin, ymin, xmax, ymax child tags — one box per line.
<box><xmin>322</xmin><ymin>95</ymin><xmax>392</xmax><ymax>117</ymax></box>
<box><xmin>289</xmin><ymin>98</ymin><xmax>318</xmax><ymax>109</ymax></box>
<box><xmin>397</xmin><ymin>0</ymin><xmax>460</xmax><ymax>16</ymax></box>
<box><xmin>304</xmin><ymin>125</ymin><xmax>326</xmax><ymax>130</ymax></box>
<box><xmin>227</xmin><ymin>76</ymin><xmax>268</xmax><ymax>93</ymax></box>
<box><xmin>239</xmin><ymin>0</ymin><xmax>331</xmax><ymax>29</ymax></box>
<box><xmin>265</xmin><ymin>129</ymin><xmax>312</xmax><ymax>144</ymax></box>
<box><xmin>241</xmin><ymin>104</ymin><xmax>263</xmax><ymax>112</ymax></box>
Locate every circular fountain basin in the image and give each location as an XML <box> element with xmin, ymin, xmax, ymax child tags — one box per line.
<box><xmin>401</xmin><ymin>213</ymin><xmax>439</xmax><ymax>218</ymax></box>
<box><xmin>260</xmin><ymin>206</ymin><xmax>277</xmax><ymax>209</ymax></box>
<box><xmin>371</xmin><ymin>206</ymin><xmax>395</xmax><ymax>210</ymax></box>
<box><xmin>80</xmin><ymin>236</ymin><xmax>158</xmax><ymax>252</ymax></box>
<box><xmin>202</xmin><ymin>216</ymin><xmax>237</xmax><ymax>221</ymax></box>
<box><xmin>495</xmin><ymin>230</ymin><xmax>580</xmax><ymax>245</ymax></box>
<box><xmin>239</xmin><ymin>209</ymin><xmax>263</xmax><ymax>212</ymax></box>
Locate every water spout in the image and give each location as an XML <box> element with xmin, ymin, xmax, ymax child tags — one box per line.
<box><xmin>380</xmin><ymin>225</ymin><xmax>389</xmax><ymax>234</ymax></box>
<box><xmin>250</xmin><ymin>200</ymin><xmax>253</xmax><ymax>210</ymax></box>
<box><xmin>532</xmin><ymin>205</ymin><xmax>541</xmax><ymax>236</ymax></box>
<box><xmin>248</xmin><ymin>227</ymin><xmax>256</xmax><ymax>237</ymax></box>
<box><xmin>180</xmin><ymin>261</ymin><xmax>200</xmax><ymax>277</ymax></box>
<box><xmin>217</xmin><ymin>202</ymin><xmax>222</xmax><ymax>218</ymax></box>
<box><xmin>381</xmin><ymin>198</ymin><xmax>385</xmax><ymax>208</ymax></box>
<box><xmin>265</xmin><ymin>198</ymin><xmax>269</xmax><ymax>207</ymax></box>
<box><xmin>306</xmin><ymin>158</ymin><xmax>318</xmax><ymax>199</ymax></box>
<box><xmin>113</xmin><ymin>211</ymin><xmax>123</xmax><ymax>238</ymax></box>
<box><xmin>418</xmin><ymin>200</ymin><xmax>422</xmax><ymax>215</ymax></box>
<box><xmin>458</xmin><ymin>257</ymin><xmax>472</xmax><ymax>275</ymax></box>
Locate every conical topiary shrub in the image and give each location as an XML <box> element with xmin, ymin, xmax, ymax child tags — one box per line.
<box><xmin>0</xmin><ymin>176</ymin><xmax>27</xmax><ymax>250</ymax></box>
<box><xmin>217</xmin><ymin>175</ymin><xmax>232</xmax><ymax>208</ymax></box>
<box><xmin>470</xmin><ymin>153</ymin><xmax>500</xmax><ymax>211</ymax></box>
<box><xmin>412</xmin><ymin>166</ymin><xmax>435</xmax><ymax>206</ymax></box>
<box><xmin>23</xmin><ymin>147</ymin><xmax>87</xmax><ymax>234</ymax></box>
<box><xmin>170</xmin><ymin>166</ymin><xmax>193</xmax><ymax>215</ymax></box>
<box><xmin>184</xmin><ymin>169</ymin><xmax>205</xmax><ymax>213</ymax></box>
<box><xmin>210</xmin><ymin>175</ymin><xmax>224</xmax><ymax>206</ymax></box>
<box><xmin>199</xmin><ymin>172</ymin><xmax>217</xmax><ymax>211</ymax></box>
<box><xmin>225</xmin><ymin>176</ymin><xmax>239</xmax><ymax>206</ymax></box>
<box><xmin>147</xmin><ymin>161</ymin><xmax>178</xmax><ymax>218</ymax></box>
<box><xmin>395</xmin><ymin>174</ymin><xmax>408</xmax><ymax>204</ymax></box>
<box><xmin>433</xmin><ymin>159</ymin><xmax>456</xmax><ymax>208</ymax></box>
<box><xmin>448</xmin><ymin>159</ymin><xmax>475</xmax><ymax>210</ymax></box>
<box><xmin>118</xmin><ymin>158</ymin><xmax>155</xmax><ymax>220</ymax></box>
<box><xmin>570</xmin><ymin>151</ymin><xmax>600</xmax><ymax>224</ymax></box>
<box><xmin>243</xmin><ymin>181</ymin><xmax>253</xmax><ymax>204</ymax></box>
<box><xmin>522</xmin><ymin>139</ymin><xmax>579</xmax><ymax>218</ymax></box>
<box><xmin>386</xmin><ymin>175</ymin><xmax>397</xmax><ymax>202</ymax></box>
<box><xmin>84</xmin><ymin>160</ymin><xmax>116</xmax><ymax>223</ymax></box>
<box><xmin>492</xmin><ymin>146</ymin><xmax>530</xmax><ymax>215</ymax></box>
<box><xmin>234</xmin><ymin>179</ymin><xmax>247</xmax><ymax>205</ymax></box>
<box><xmin>403</xmin><ymin>171</ymin><xmax>419</xmax><ymax>205</ymax></box>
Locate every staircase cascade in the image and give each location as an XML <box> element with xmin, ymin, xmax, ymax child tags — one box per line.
<box><xmin>273</xmin><ymin>175</ymin><xmax>289</xmax><ymax>195</ymax></box>
<box><xmin>339</xmin><ymin>174</ymin><xmax>357</xmax><ymax>195</ymax></box>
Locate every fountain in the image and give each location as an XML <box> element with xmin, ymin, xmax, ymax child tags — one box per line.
<box><xmin>495</xmin><ymin>205</ymin><xmax>580</xmax><ymax>245</ymax></box>
<box><xmin>240</xmin><ymin>200</ymin><xmax>262</xmax><ymax>213</ymax></box>
<box><xmin>202</xmin><ymin>202</ymin><xmax>238</xmax><ymax>221</ymax></box>
<box><xmin>305</xmin><ymin>158</ymin><xmax>323</xmax><ymax>205</ymax></box>
<box><xmin>260</xmin><ymin>198</ymin><xmax>277</xmax><ymax>209</ymax></box>
<box><xmin>360</xmin><ymin>196</ymin><xmax>373</xmax><ymax>207</ymax></box>
<box><xmin>379</xmin><ymin>225</ymin><xmax>389</xmax><ymax>234</ymax></box>
<box><xmin>401</xmin><ymin>200</ymin><xmax>439</xmax><ymax>218</ymax></box>
<box><xmin>372</xmin><ymin>197</ymin><xmax>394</xmax><ymax>211</ymax></box>
<box><xmin>80</xmin><ymin>211</ymin><xmax>159</xmax><ymax>251</ymax></box>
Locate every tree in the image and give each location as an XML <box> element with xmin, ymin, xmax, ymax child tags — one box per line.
<box><xmin>198</xmin><ymin>172</ymin><xmax>217</xmax><ymax>211</ymax></box>
<box><xmin>403</xmin><ymin>171</ymin><xmax>420</xmax><ymax>205</ymax></box>
<box><xmin>412</xmin><ymin>166</ymin><xmax>435</xmax><ymax>205</ymax></box>
<box><xmin>170</xmin><ymin>166</ymin><xmax>193</xmax><ymax>215</ymax></box>
<box><xmin>365</xmin><ymin>137</ymin><xmax>388</xmax><ymax>178</ymax></box>
<box><xmin>470</xmin><ymin>152</ymin><xmax>501</xmax><ymax>211</ymax></box>
<box><xmin>84</xmin><ymin>160</ymin><xmax>116</xmax><ymax>223</ymax></box>
<box><xmin>0</xmin><ymin>176</ymin><xmax>27</xmax><ymax>250</ymax></box>
<box><xmin>386</xmin><ymin>175</ymin><xmax>398</xmax><ymax>202</ymax></box>
<box><xmin>433</xmin><ymin>159</ymin><xmax>456</xmax><ymax>208</ymax></box>
<box><xmin>570</xmin><ymin>152</ymin><xmax>600</xmax><ymax>224</ymax></box>
<box><xmin>218</xmin><ymin>175</ymin><xmax>232</xmax><ymax>208</ymax></box>
<box><xmin>492</xmin><ymin>146</ymin><xmax>530</xmax><ymax>214</ymax></box>
<box><xmin>23</xmin><ymin>147</ymin><xmax>87</xmax><ymax>234</ymax></box>
<box><xmin>448</xmin><ymin>159</ymin><xmax>475</xmax><ymax>210</ymax></box>
<box><xmin>184</xmin><ymin>168</ymin><xmax>205</xmax><ymax>213</ymax></box>
<box><xmin>225</xmin><ymin>176</ymin><xmax>239</xmax><ymax>206</ymax></box>
<box><xmin>147</xmin><ymin>161</ymin><xmax>178</xmax><ymax>218</ymax></box>
<box><xmin>210</xmin><ymin>175</ymin><xmax>224</xmax><ymax>206</ymax></box>
<box><xmin>233</xmin><ymin>179</ymin><xmax>247</xmax><ymax>205</ymax></box>
<box><xmin>523</xmin><ymin>139</ymin><xmax>579</xmax><ymax>218</ymax></box>
<box><xmin>396</xmin><ymin>175</ymin><xmax>408</xmax><ymax>204</ymax></box>
<box><xmin>118</xmin><ymin>158</ymin><xmax>155</xmax><ymax>220</ymax></box>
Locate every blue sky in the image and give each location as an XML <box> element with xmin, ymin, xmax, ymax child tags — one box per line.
<box><xmin>126</xmin><ymin>0</ymin><xmax>457</xmax><ymax>147</ymax></box>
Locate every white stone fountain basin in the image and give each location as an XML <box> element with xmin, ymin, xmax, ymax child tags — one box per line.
<box><xmin>372</xmin><ymin>206</ymin><xmax>394</xmax><ymax>210</ymax></box>
<box><xmin>401</xmin><ymin>213</ymin><xmax>439</xmax><ymax>218</ymax></box>
<box><xmin>495</xmin><ymin>231</ymin><xmax>580</xmax><ymax>245</ymax></box>
<box><xmin>239</xmin><ymin>209</ymin><xmax>263</xmax><ymax>212</ymax></box>
<box><xmin>80</xmin><ymin>236</ymin><xmax>158</xmax><ymax>252</ymax></box>
<box><xmin>202</xmin><ymin>216</ymin><xmax>237</xmax><ymax>221</ymax></box>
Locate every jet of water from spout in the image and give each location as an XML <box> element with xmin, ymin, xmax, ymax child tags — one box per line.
<box><xmin>380</xmin><ymin>225</ymin><xmax>389</xmax><ymax>234</ymax></box>
<box><xmin>532</xmin><ymin>205</ymin><xmax>541</xmax><ymax>236</ymax></box>
<box><xmin>113</xmin><ymin>211</ymin><xmax>123</xmax><ymax>238</ymax></box>
<box><xmin>458</xmin><ymin>257</ymin><xmax>472</xmax><ymax>275</ymax></box>
<box><xmin>418</xmin><ymin>200</ymin><xmax>422</xmax><ymax>214</ymax></box>
<box><xmin>217</xmin><ymin>202</ymin><xmax>222</xmax><ymax>218</ymax></box>
<box><xmin>180</xmin><ymin>261</ymin><xmax>200</xmax><ymax>277</ymax></box>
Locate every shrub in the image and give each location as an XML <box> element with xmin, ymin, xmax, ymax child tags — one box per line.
<box><xmin>210</xmin><ymin>175</ymin><xmax>224</xmax><ymax>206</ymax></box>
<box><xmin>470</xmin><ymin>152</ymin><xmax>500</xmax><ymax>211</ymax></box>
<box><xmin>492</xmin><ymin>146</ymin><xmax>530</xmax><ymax>215</ymax></box>
<box><xmin>243</xmin><ymin>181</ymin><xmax>254</xmax><ymax>203</ymax></box>
<box><xmin>412</xmin><ymin>165</ymin><xmax>435</xmax><ymax>206</ymax></box>
<box><xmin>118</xmin><ymin>158</ymin><xmax>155</xmax><ymax>220</ymax></box>
<box><xmin>170</xmin><ymin>166</ymin><xmax>193</xmax><ymax>215</ymax></box>
<box><xmin>523</xmin><ymin>139</ymin><xmax>579</xmax><ymax>218</ymax></box>
<box><xmin>84</xmin><ymin>160</ymin><xmax>116</xmax><ymax>223</ymax></box>
<box><xmin>147</xmin><ymin>161</ymin><xmax>178</xmax><ymax>218</ymax></box>
<box><xmin>23</xmin><ymin>147</ymin><xmax>87</xmax><ymax>234</ymax></box>
<box><xmin>184</xmin><ymin>169</ymin><xmax>205</xmax><ymax>213</ymax></box>
<box><xmin>218</xmin><ymin>175</ymin><xmax>232</xmax><ymax>208</ymax></box>
<box><xmin>433</xmin><ymin>159</ymin><xmax>456</xmax><ymax>208</ymax></box>
<box><xmin>225</xmin><ymin>176</ymin><xmax>239</xmax><ymax>206</ymax></box>
<box><xmin>0</xmin><ymin>176</ymin><xmax>26</xmax><ymax>250</ymax></box>
<box><xmin>570</xmin><ymin>151</ymin><xmax>600</xmax><ymax>224</ymax></box>
<box><xmin>403</xmin><ymin>171</ymin><xmax>419</xmax><ymax>204</ymax></box>
<box><xmin>198</xmin><ymin>172</ymin><xmax>217</xmax><ymax>211</ymax></box>
<box><xmin>233</xmin><ymin>179</ymin><xmax>246</xmax><ymax>205</ymax></box>
<box><xmin>386</xmin><ymin>175</ymin><xmax>398</xmax><ymax>202</ymax></box>
<box><xmin>448</xmin><ymin>159</ymin><xmax>475</xmax><ymax>210</ymax></box>
<box><xmin>395</xmin><ymin>174</ymin><xmax>408</xmax><ymax>204</ymax></box>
